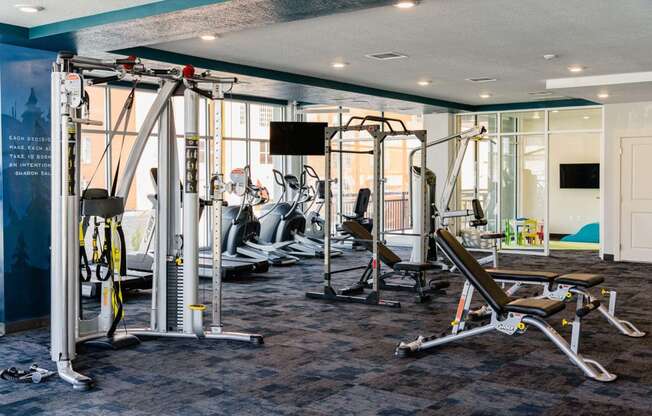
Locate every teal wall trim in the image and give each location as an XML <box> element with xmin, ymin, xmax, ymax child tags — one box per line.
<box><xmin>0</xmin><ymin>23</ymin><xmax>29</xmax><ymax>45</ymax></box>
<box><xmin>29</xmin><ymin>0</ymin><xmax>230</xmax><ymax>38</ymax></box>
<box><xmin>473</xmin><ymin>99</ymin><xmax>599</xmax><ymax>112</ymax></box>
<box><xmin>114</xmin><ymin>47</ymin><xmax>474</xmax><ymax>111</ymax></box>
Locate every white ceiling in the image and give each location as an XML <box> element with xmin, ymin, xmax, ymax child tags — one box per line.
<box><xmin>0</xmin><ymin>0</ymin><xmax>160</xmax><ymax>27</ymax></box>
<box><xmin>151</xmin><ymin>0</ymin><xmax>652</xmax><ymax>106</ymax></box>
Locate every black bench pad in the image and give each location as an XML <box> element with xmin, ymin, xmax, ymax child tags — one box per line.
<box><xmin>556</xmin><ymin>273</ymin><xmax>604</xmax><ymax>287</ymax></box>
<box><xmin>394</xmin><ymin>262</ymin><xmax>438</xmax><ymax>272</ymax></box>
<box><xmin>505</xmin><ymin>298</ymin><xmax>566</xmax><ymax>317</ymax></box>
<box><xmin>487</xmin><ymin>268</ymin><xmax>559</xmax><ymax>283</ymax></box>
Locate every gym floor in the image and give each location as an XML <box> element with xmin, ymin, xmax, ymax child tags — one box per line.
<box><xmin>1</xmin><ymin>248</ymin><xmax>651</xmax><ymax>416</ymax></box>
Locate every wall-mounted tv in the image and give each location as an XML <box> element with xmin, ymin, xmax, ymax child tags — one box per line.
<box><xmin>560</xmin><ymin>163</ymin><xmax>599</xmax><ymax>189</ymax></box>
<box><xmin>269</xmin><ymin>122</ymin><xmax>327</xmax><ymax>156</ymax></box>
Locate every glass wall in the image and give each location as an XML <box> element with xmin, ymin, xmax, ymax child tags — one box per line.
<box><xmin>456</xmin><ymin>106</ymin><xmax>603</xmax><ymax>255</ymax></box>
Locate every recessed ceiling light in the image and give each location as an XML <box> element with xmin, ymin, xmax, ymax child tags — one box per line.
<box><xmin>200</xmin><ymin>34</ymin><xmax>217</xmax><ymax>41</ymax></box>
<box><xmin>543</xmin><ymin>54</ymin><xmax>558</xmax><ymax>60</ymax></box>
<box><xmin>597</xmin><ymin>92</ymin><xmax>609</xmax><ymax>99</ymax></box>
<box><xmin>583</xmin><ymin>116</ymin><xmax>591</xmax><ymax>120</ymax></box>
<box><xmin>568</xmin><ymin>65</ymin><xmax>585</xmax><ymax>73</ymax></box>
<box><xmin>14</xmin><ymin>4</ymin><xmax>44</xmax><ymax>13</ymax></box>
<box><xmin>551</xmin><ymin>110</ymin><xmax>559</xmax><ymax>113</ymax></box>
<box><xmin>479</xmin><ymin>93</ymin><xmax>492</xmax><ymax>99</ymax></box>
<box><xmin>331</xmin><ymin>62</ymin><xmax>348</xmax><ymax>69</ymax></box>
<box><xmin>417</xmin><ymin>80</ymin><xmax>432</xmax><ymax>86</ymax></box>
<box><xmin>394</xmin><ymin>1</ymin><xmax>416</xmax><ymax>8</ymax></box>
<box><xmin>532</xmin><ymin>112</ymin><xmax>541</xmax><ymax>120</ymax></box>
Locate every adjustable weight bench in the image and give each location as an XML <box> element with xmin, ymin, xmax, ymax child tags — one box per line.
<box><xmin>339</xmin><ymin>221</ymin><xmax>449</xmax><ymax>303</ymax></box>
<box><xmin>396</xmin><ymin>229</ymin><xmax>618</xmax><ymax>382</ymax></box>
<box><xmin>470</xmin><ymin>268</ymin><xmax>645</xmax><ymax>353</ymax></box>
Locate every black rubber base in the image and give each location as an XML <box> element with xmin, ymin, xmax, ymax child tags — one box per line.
<box><xmin>250</xmin><ymin>335</ymin><xmax>265</xmax><ymax>345</ymax></box>
<box><xmin>83</xmin><ymin>334</ymin><xmax>140</xmax><ymax>350</ymax></box>
<box><xmin>395</xmin><ymin>345</ymin><xmax>411</xmax><ymax>358</ymax></box>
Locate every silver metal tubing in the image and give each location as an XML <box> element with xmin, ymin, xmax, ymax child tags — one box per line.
<box><xmin>397</xmin><ymin>324</ymin><xmax>494</xmax><ymax>353</ymax></box>
<box><xmin>56</xmin><ymin>361</ymin><xmax>93</xmax><ymax>391</ymax></box>
<box><xmin>182</xmin><ymin>88</ymin><xmax>200</xmax><ymax>334</ymax></box>
<box><xmin>569</xmin><ymin>288</ymin><xmax>646</xmax><ymax>337</ymax></box>
<box><xmin>116</xmin><ymin>80</ymin><xmax>179</xmax><ymax>199</ymax></box>
<box><xmin>521</xmin><ymin>316</ymin><xmax>617</xmax><ymax>382</ymax></box>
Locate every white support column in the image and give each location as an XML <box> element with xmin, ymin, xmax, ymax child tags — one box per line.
<box><xmin>183</xmin><ymin>88</ymin><xmax>200</xmax><ymax>333</ymax></box>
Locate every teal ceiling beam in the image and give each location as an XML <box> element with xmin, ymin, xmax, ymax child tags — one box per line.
<box><xmin>29</xmin><ymin>0</ymin><xmax>230</xmax><ymax>38</ymax></box>
<box><xmin>473</xmin><ymin>98</ymin><xmax>598</xmax><ymax>112</ymax></box>
<box><xmin>113</xmin><ymin>46</ymin><xmax>474</xmax><ymax>112</ymax></box>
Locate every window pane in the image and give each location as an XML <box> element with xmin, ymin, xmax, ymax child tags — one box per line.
<box><xmin>224</xmin><ymin>101</ymin><xmax>246</xmax><ymax>138</ymax></box>
<box><xmin>250</xmin><ymin>104</ymin><xmax>282</xmax><ymax>139</ymax></box>
<box><xmin>458</xmin><ymin>114</ymin><xmax>476</xmax><ymax>132</ymax></box>
<box><xmin>135</xmin><ymin>90</ymin><xmax>157</xmax><ymax>132</ymax></box>
<box><xmin>501</xmin><ymin>111</ymin><xmax>544</xmax><ymax>134</ymax></box>
<box><xmin>478</xmin><ymin>114</ymin><xmax>498</xmax><ymax>133</ymax></box>
<box><xmin>110</xmin><ymin>87</ymin><xmax>137</xmax><ymax>132</ymax></box>
<box><xmin>79</xmin><ymin>132</ymin><xmax>107</xmax><ymax>190</ymax></box>
<box><xmin>249</xmin><ymin>140</ymin><xmax>277</xmax><ymax>202</ymax></box>
<box><xmin>548</xmin><ymin>108</ymin><xmax>601</xmax><ymax>131</ymax></box>
<box><xmin>85</xmin><ymin>86</ymin><xmax>105</xmax><ymax>127</ymax></box>
<box><xmin>223</xmin><ymin>139</ymin><xmax>248</xmax><ymax>205</ymax></box>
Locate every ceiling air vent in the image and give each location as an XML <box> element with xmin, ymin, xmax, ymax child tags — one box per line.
<box><xmin>465</xmin><ymin>77</ymin><xmax>497</xmax><ymax>83</ymax></box>
<box><xmin>365</xmin><ymin>52</ymin><xmax>408</xmax><ymax>61</ymax></box>
<box><xmin>528</xmin><ymin>91</ymin><xmax>553</xmax><ymax>96</ymax></box>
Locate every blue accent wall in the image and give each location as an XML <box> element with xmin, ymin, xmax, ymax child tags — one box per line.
<box><xmin>0</xmin><ymin>43</ymin><xmax>55</xmax><ymax>327</ymax></box>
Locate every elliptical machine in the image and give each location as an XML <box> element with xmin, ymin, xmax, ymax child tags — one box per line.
<box><xmin>303</xmin><ymin>165</ymin><xmax>327</xmax><ymax>240</ymax></box>
<box><xmin>222</xmin><ymin>167</ymin><xmax>299</xmax><ymax>266</ymax></box>
<box><xmin>257</xmin><ymin>169</ymin><xmax>342</xmax><ymax>257</ymax></box>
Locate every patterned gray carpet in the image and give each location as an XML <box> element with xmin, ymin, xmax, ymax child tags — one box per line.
<box><xmin>0</xmin><ymin>247</ymin><xmax>650</xmax><ymax>415</ymax></box>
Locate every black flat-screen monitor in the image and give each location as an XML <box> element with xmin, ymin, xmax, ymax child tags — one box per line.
<box><xmin>270</xmin><ymin>122</ymin><xmax>327</xmax><ymax>156</ymax></box>
<box><xmin>560</xmin><ymin>163</ymin><xmax>599</xmax><ymax>189</ymax></box>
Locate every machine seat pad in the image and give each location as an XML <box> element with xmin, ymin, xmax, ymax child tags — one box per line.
<box><xmin>480</xmin><ymin>233</ymin><xmax>506</xmax><ymax>240</ymax></box>
<box><xmin>394</xmin><ymin>262</ymin><xmax>438</xmax><ymax>272</ymax></box>
<box><xmin>556</xmin><ymin>273</ymin><xmax>604</xmax><ymax>287</ymax></box>
<box><xmin>487</xmin><ymin>268</ymin><xmax>559</xmax><ymax>283</ymax></box>
<box><xmin>505</xmin><ymin>298</ymin><xmax>565</xmax><ymax>317</ymax></box>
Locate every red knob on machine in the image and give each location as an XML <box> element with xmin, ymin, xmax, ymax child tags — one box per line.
<box><xmin>123</xmin><ymin>55</ymin><xmax>137</xmax><ymax>70</ymax></box>
<box><xmin>182</xmin><ymin>65</ymin><xmax>195</xmax><ymax>79</ymax></box>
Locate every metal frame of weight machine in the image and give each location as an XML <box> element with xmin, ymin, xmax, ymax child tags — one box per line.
<box><xmin>50</xmin><ymin>53</ymin><xmax>262</xmax><ymax>391</ymax></box>
<box><xmin>305</xmin><ymin>116</ymin><xmax>429</xmax><ymax>308</ymax></box>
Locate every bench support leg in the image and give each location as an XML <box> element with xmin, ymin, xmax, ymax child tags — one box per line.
<box><xmin>521</xmin><ymin>316</ymin><xmax>617</xmax><ymax>382</ymax></box>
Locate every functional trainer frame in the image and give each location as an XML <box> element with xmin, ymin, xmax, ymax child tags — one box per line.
<box><xmin>51</xmin><ymin>53</ymin><xmax>261</xmax><ymax>391</ymax></box>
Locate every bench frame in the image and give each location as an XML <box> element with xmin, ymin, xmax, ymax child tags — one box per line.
<box><xmin>396</xmin><ymin>229</ymin><xmax>618</xmax><ymax>382</ymax></box>
<box><xmin>466</xmin><ymin>276</ymin><xmax>646</xmax><ymax>353</ymax></box>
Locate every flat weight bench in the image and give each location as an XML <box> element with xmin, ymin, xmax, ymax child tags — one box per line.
<box><xmin>471</xmin><ymin>268</ymin><xmax>645</xmax><ymax>353</ymax></box>
<box><xmin>396</xmin><ymin>228</ymin><xmax>618</xmax><ymax>382</ymax></box>
<box><xmin>339</xmin><ymin>221</ymin><xmax>449</xmax><ymax>303</ymax></box>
